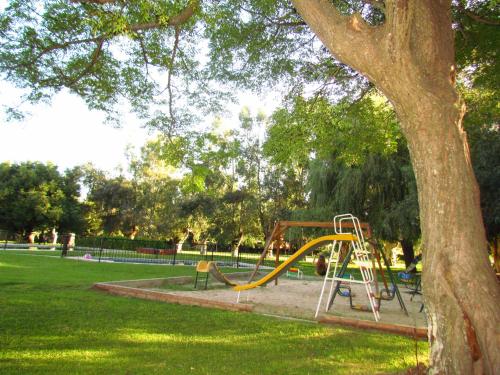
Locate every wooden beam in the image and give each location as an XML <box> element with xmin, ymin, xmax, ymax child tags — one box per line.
<box><xmin>278</xmin><ymin>220</ymin><xmax>371</xmax><ymax>230</ymax></box>
<box><xmin>248</xmin><ymin>221</ymin><xmax>282</xmax><ymax>282</ymax></box>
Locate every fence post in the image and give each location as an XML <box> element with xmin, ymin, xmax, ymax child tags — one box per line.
<box><xmin>60</xmin><ymin>236</ymin><xmax>66</xmax><ymax>258</ymax></box>
<box><xmin>162</xmin><ymin>241</ymin><xmax>168</xmax><ymax>265</ymax></box>
<box><xmin>99</xmin><ymin>237</ymin><xmax>104</xmax><ymax>263</ymax></box>
<box><xmin>172</xmin><ymin>245</ymin><xmax>177</xmax><ymax>266</ymax></box>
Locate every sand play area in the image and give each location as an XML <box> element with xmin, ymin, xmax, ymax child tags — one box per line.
<box><xmin>94</xmin><ymin>271</ymin><xmax>427</xmax><ymax>336</ymax></box>
<box><xmin>172</xmin><ymin>278</ymin><xmax>424</xmax><ymax>325</ymax></box>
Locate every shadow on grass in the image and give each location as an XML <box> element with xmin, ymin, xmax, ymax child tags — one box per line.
<box><xmin>0</xmin><ymin>291</ymin><xmax>427</xmax><ymax>374</ymax></box>
<box><xmin>0</xmin><ymin>253</ymin><xmax>427</xmax><ymax>374</ymax></box>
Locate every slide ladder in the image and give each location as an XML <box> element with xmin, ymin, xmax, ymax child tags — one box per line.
<box><xmin>315</xmin><ymin>214</ymin><xmax>380</xmax><ymax>321</ymax></box>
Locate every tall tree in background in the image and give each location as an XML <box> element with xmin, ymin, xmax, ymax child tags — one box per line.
<box><xmin>128</xmin><ymin>139</ymin><xmax>183</xmax><ymax>239</ymax></box>
<box><xmin>58</xmin><ymin>166</ymin><xmax>86</xmax><ymax>234</ymax></box>
<box><xmin>266</xmin><ymin>93</ymin><xmax>420</xmax><ymax>265</ymax></box>
<box><xmin>82</xmin><ymin>166</ymin><xmax>140</xmax><ymax>236</ymax></box>
<box><xmin>0</xmin><ymin>162</ymin><xmax>83</xmax><ymax>238</ymax></box>
<box><xmin>1</xmin><ymin>0</ymin><xmax>498</xmax><ymax>371</ymax></box>
<box><xmin>456</xmin><ymin>14</ymin><xmax>500</xmax><ymax>272</ymax></box>
<box><xmin>468</xmin><ymin>119</ymin><xmax>500</xmax><ymax>271</ymax></box>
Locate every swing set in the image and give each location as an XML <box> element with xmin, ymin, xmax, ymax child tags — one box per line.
<box><xmin>248</xmin><ymin>214</ymin><xmax>408</xmax><ymax>321</ymax></box>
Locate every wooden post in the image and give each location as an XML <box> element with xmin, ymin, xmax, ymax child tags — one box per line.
<box><xmin>275</xmin><ymin>235</ymin><xmax>282</xmax><ymax>286</ymax></box>
<box><xmin>248</xmin><ymin>222</ymin><xmax>280</xmax><ymax>282</ymax></box>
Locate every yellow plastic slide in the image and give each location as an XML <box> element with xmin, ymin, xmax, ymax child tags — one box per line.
<box><xmin>233</xmin><ymin>234</ymin><xmax>356</xmax><ymax>291</ymax></box>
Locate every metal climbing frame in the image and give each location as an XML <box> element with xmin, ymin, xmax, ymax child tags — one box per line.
<box><xmin>315</xmin><ymin>214</ymin><xmax>381</xmax><ymax>321</ymax></box>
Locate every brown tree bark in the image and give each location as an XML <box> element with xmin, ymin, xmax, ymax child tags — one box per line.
<box><xmin>27</xmin><ymin>231</ymin><xmax>36</xmax><ymax>244</ymax></box>
<box><xmin>231</xmin><ymin>230</ymin><xmax>244</xmax><ymax>257</ymax></box>
<box><xmin>292</xmin><ymin>0</ymin><xmax>500</xmax><ymax>373</ymax></box>
<box><xmin>493</xmin><ymin>240</ymin><xmax>500</xmax><ymax>274</ymax></box>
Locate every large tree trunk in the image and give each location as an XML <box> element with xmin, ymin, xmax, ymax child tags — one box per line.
<box><xmin>292</xmin><ymin>0</ymin><xmax>500</xmax><ymax>372</ymax></box>
<box><xmin>397</xmin><ymin>91</ymin><xmax>500</xmax><ymax>374</ymax></box>
<box><xmin>231</xmin><ymin>231</ymin><xmax>244</xmax><ymax>257</ymax></box>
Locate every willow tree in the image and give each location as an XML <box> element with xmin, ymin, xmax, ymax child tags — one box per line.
<box><xmin>1</xmin><ymin>0</ymin><xmax>499</xmax><ymax>372</ymax></box>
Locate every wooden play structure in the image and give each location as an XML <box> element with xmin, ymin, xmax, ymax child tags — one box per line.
<box><xmin>247</xmin><ymin>219</ymin><xmax>367</xmax><ymax>283</ymax></box>
<box><xmin>246</xmin><ymin>214</ymin><xmax>408</xmax><ymax>321</ymax></box>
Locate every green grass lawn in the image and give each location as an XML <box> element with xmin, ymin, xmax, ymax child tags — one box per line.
<box><xmin>0</xmin><ymin>252</ymin><xmax>427</xmax><ymax>374</ymax></box>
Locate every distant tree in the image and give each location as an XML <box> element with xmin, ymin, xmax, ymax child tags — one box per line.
<box><xmin>128</xmin><ymin>139</ymin><xmax>183</xmax><ymax>239</ymax></box>
<box><xmin>267</xmin><ymin>94</ymin><xmax>420</xmax><ymax>265</ymax></box>
<box><xmin>311</xmin><ymin>148</ymin><xmax>420</xmax><ymax>268</ymax></box>
<box><xmin>469</xmin><ymin>124</ymin><xmax>500</xmax><ymax>271</ymax></box>
<box><xmin>0</xmin><ymin>162</ymin><xmax>83</xmax><ymax>238</ymax></box>
<box><xmin>58</xmin><ymin>167</ymin><xmax>86</xmax><ymax>234</ymax></box>
<box><xmin>82</xmin><ymin>166</ymin><xmax>139</xmax><ymax>236</ymax></box>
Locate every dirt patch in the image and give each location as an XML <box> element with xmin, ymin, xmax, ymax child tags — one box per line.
<box><xmin>156</xmin><ymin>276</ymin><xmax>427</xmax><ymax>329</ymax></box>
<box><xmin>95</xmin><ymin>273</ymin><xmax>428</xmax><ymax>338</ymax></box>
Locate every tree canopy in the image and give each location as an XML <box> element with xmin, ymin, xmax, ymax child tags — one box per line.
<box><xmin>0</xmin><ymin>0</ymin><xmax>369</xmax><ymax>129</ymax></box>
<box><xmin>1</xmin><ymin>0</ymin><xmax>500</xmax><ymax>372</ymax></box>
<box><xmin>0</xmin><ymin>161</ymin><xmax>84</xmax><ymax>236</ymax></box>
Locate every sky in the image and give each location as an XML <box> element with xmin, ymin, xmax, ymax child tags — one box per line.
<box><xmin>0</xmin><ymin>88</ymin><xmax>152</xmax><ymax>174</ymax></box>
<box><xmin>0</xmin><ymin>84</ymin><xmax>277</xmax><ymax>175</ymax></box>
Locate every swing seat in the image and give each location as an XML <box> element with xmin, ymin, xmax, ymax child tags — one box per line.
<box><xmin>286</xmin><ymin>267</ymin><xmax>304</xmax><ymax>279</ymax></box>
<box><xmin>378</xmin><ymin>286</ymin><xmax>397</xmax><ymax>300</ymax></box>
<box><xmin>398</xmin><ymin>271</ymin><xmax>415</xmax><ymax>282</ymax></box>
<box><xmin>338</xmin><ymin>289</ymin><xmax>351</xmax><ymax>297</ymax></box>
<box><xmin>351</xmin><ymin>304</ymin><xmax>375</xmax><ymax>312</ymax></box>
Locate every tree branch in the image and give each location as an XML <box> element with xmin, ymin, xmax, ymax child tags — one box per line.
<box><xmin>39</xmin><ymin>36</ymin><xmax>105</xmax><ymax>54</ymax></box>
<box><xmin>265</xmin><ymin>20</ymin><xmax>306</xmax><ymax>27</ymax></box>
<box><xmin>9</xmin><ymin>35</ymin><xmax>106</xmax><ymax>71</ymax></box>
<box><xmin>291</xmin><ymin>0</ymin><xmax>385</xmax><ymax>83</ymax></box>
<box><xmin>238</xmin><ymin>5</ymin><xmax>306</xmax><ymax>28</ymax></box>
<box><xmin>137</xmin><ymin>35</ymin><xmax>150</xmax><ymax>77</ymax></box>
<box><xmin>36</xmin><ymin>37</ymin><xmax>105</xmax><ymax>89</ymax></box>
<box><xmin>456</xmin><ymin>2</ymin><xmax>500</xmax><ymax>26</ymax></box>
<box><xmin>166</xmin><ymin>27</ymin><xmax>181</xmax><ymax>135</ymax></box>
<box><xmin>70</xmin><ymin>0</ymin><xmax>120</xmax><ymax>4</ymax></box>
<box><xmin>67</xmin><ymin>37</ymin><xmax>105</xmax><ymax>87</ymax></box>
<box><xmin>12</xmin><ymin>0</ymin><xmax>200</xmax><ymax>73</ymax></box>
<box><xmin>71</xmin><ymin>0</ymin><xmax>201</xmax><ymax>31</ymax></box>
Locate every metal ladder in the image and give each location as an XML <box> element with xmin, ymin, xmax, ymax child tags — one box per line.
<box><xmin>315</xmin><ymin>214</ymin><xmax>380</xmax><ymax>321</ymax></box>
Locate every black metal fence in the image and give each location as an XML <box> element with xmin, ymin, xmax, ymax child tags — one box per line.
<box><xmin>66</xmin><ymin>236</ymin><xmax>276</xmax><ymax>269</ymax></box>
<box><xmin>0</xmin><ymin>229</ymin><xmax>9</xmax><ymax>250</ymax></box>
<box><xmin>0</xmin><ymin>229</ymin><xmax>64</xmax><ymax>250</ymax></box>
<box><xmin>0</xmin><ymin>229</ymin><xmax>278</xmax><ymax>269</ymax></box>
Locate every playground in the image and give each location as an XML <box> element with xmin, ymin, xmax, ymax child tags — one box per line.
<box><xmin>96</xmin><ymin>274</ymin><xmax>426</xmax><ymax>333</ymax></box>
<box><xmin>94</xmin><ymin>215</ymin><xmax>427</xmax><ymax>338</ymax></box>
